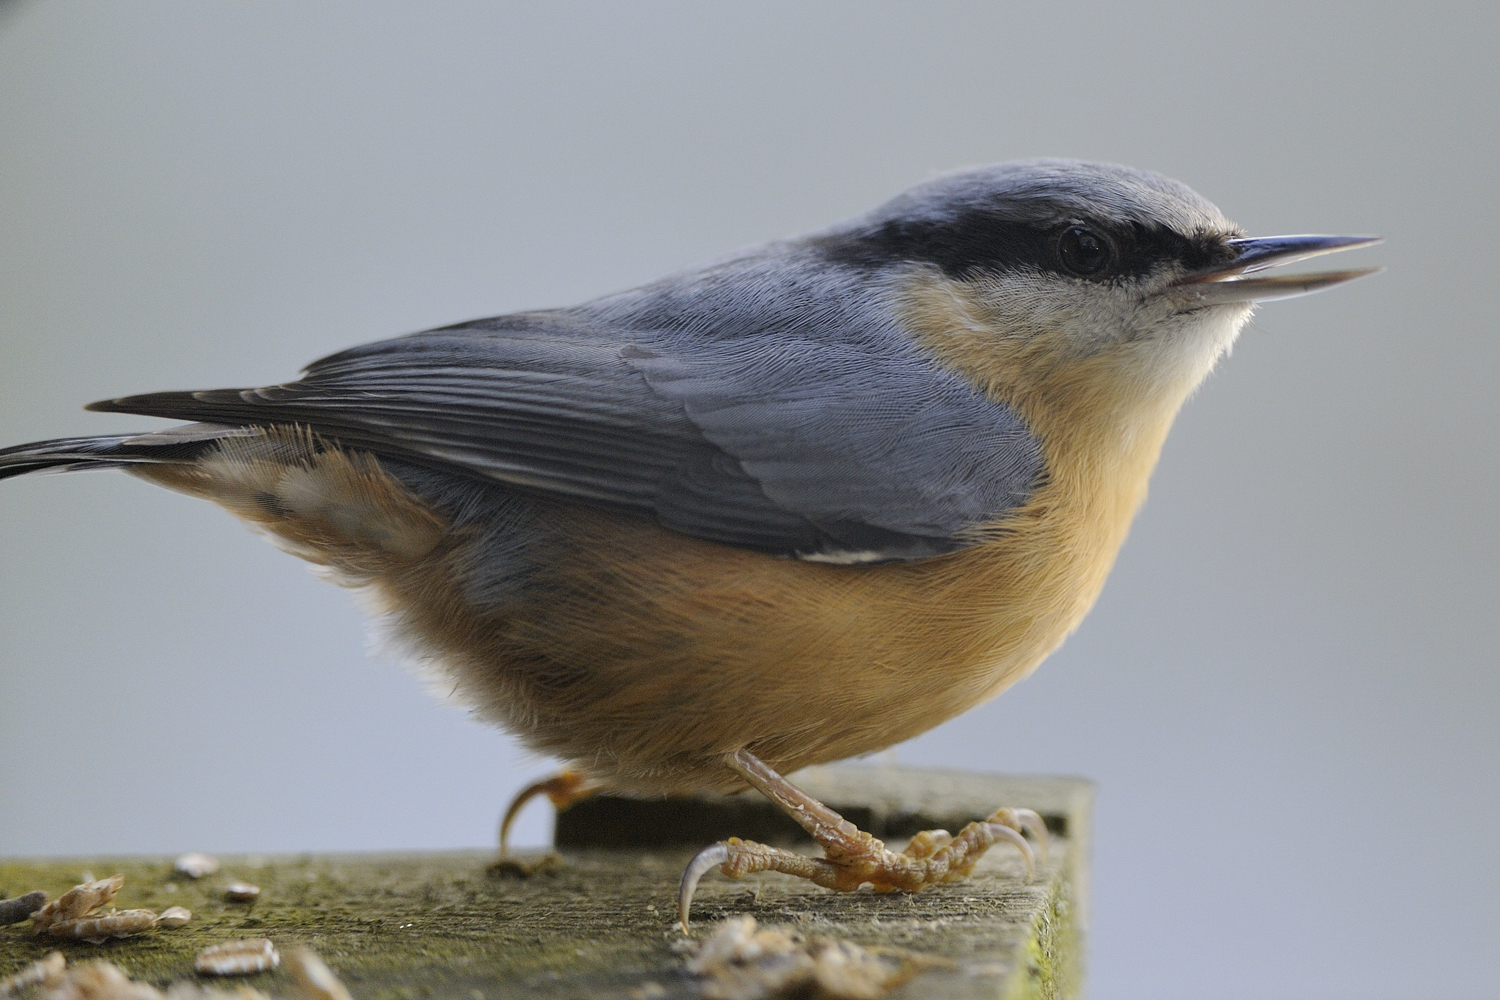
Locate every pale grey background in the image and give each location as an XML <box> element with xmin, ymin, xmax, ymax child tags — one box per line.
<box><xmin>1</xmin><ymin>3</ymin><xmax>1495</xmax><ymax>998</ymax></box>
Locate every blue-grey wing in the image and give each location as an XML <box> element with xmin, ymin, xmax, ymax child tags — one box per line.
<box><xmin>90</xmin><ymin>257</ymin><xmax>1042</xmax><ymax>561</ymax></box>
<box><xmin>621</xmin><ymin>334</ymin><xmax>1040</xmax><ymax>560</ymax></box>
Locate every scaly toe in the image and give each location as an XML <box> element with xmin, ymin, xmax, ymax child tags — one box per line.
<box><xmin>901</xmin><ymin>829</ymin><xmax>953</xmax><ymax>860</ymax></box>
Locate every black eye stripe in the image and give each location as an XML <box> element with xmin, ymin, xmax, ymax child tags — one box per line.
<box><xmin>1057</xmin><ymin>225</ymin><xmax>1114</xmax><ymax>278</ymax></box>
<box><xmin>820</xmin><ymin>209</ymin><xmax>1234</xmax><ymax>282</ymax></box>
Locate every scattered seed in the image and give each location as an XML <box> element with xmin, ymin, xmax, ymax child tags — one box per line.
<box><xmin>0</xmin><ymin>891</ymin><xmax>47</xmax><ymax>927</ymax></box>
<box><xmin>0</xmin><ymin>951</ymin><xmax>65</xmax><ymax>996</ymax></box>
<box><xmin>158</xmin><ymin>906</ymin><xmax>192</xmax><ymax>929</ymax></box>
<box><xmin>31</xmin><ymin>876</ymin><xmax>124</xmax><ymax>932</ymax></box>
<box><xmin>810</xmin><ymin>938</ymin><xmax>901</xmax><ymax>1000</ymax></box>
<box><xmin>223</xmin><ymin>883</ymin><xmax>260</xmax><ymax>903</ymax></box>
<box><xmin>47</xmin><ymin>909</ymin><xmax>159</xmax><ymax>944</ymax></box>
<box><xmin>194</xmin><ymin>940</ymin><xmax>279</xmax><ymax>977</ymax></box>
<box><xmin>683</xmin><ymin>916</ymin><xmax>915</xmax><ymax>1000</ymax></box>
<box><xmin>28</xmin><ymin>875</ymin><xmax>157</xmax><ymax>946</ymax></box>
<box><xmin>283</xmin><ymin>947</ymin><xmax>352</xmax><ymax>1000</ymax></box>
<box><xmin>164</xmin><ymin>984</ymin><xmax>270</xmax><ymax>1000</ymax></box>
<box><xmin>174</xmin><ymin>854</ymin><xmax>220</xmax><ymax>879</ymax></box>
<box><xmin>36</xmin><ymin>961</ymin><xmax>162</xmax><ymax>1000</ymax></box>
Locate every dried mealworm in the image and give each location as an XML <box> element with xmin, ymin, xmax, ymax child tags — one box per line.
<box><xmin>0</xmin><ymin>891</ymin><xmax>47</xmax><ymax>926</ymax></box>
<box><xmin>31</xmin><ymin>876</ymin><xmax>124</xmax><ymax>932</ymax></box>
<box><xmin>194</xmin><ymin>941</ymin><xmax>279</xmax><ymax>977</ymax></box>
<box><xmin>47</xmin><ymin>909</ymin><xmax>159</xmax><ymax>943</ymax></box>
<box><xmin>0</xmin><ymin>951</ymin><xmax>65</xmax><ymax>996</ymax></box>
<box><xmin>158</xmin><ymin>906</ymin><xmax>192</xmax><ymax>928</ymax></box>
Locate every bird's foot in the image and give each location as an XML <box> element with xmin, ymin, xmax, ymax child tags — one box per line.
<box><xmin>677</xmin><ymin>750</ymin><xmax>1046</xmax><ymax>929</ymax></box>
<box><xmin>496</xmin><ymin>769</ymin><xmax>601</xmax><ymax>857</ymax></box>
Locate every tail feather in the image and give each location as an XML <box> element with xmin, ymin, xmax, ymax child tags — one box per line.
<box><xmin>0</xmin><ymin>424</ymin><xmax>251</xmax><ymax>481</ymax></box>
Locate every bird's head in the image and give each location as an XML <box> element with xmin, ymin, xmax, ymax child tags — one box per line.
<box><xmin>821</xmin><ymin>159</ymin><xmax>1378</xmax><ymax>424</ymax></box>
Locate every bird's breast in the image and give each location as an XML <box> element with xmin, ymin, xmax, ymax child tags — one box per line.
<box><xmin>142</xmin><ymin>334</ymin><xmax>1182</xmax><ymax>794</ymax></box>
<box><xmin>365</xmin><ymin>398</ymin><xmax>1174</xmax><ymax>793</ymax></box>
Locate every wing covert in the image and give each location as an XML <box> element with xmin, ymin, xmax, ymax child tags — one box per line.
<box><xmin>90</xmin><ymin>261</ymin><xmax>1044</xmax><ymax>560</ymax></box>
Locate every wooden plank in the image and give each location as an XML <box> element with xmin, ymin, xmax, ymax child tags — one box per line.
<box><xmin>0</xmin><ymin>767</ymin><xmax>1091</xmax><ymax>999</ymax></box>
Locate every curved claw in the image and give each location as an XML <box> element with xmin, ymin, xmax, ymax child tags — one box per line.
<box><xmin>498</xmin><ymin>771</ymin><xmax>598</xmax><ymax>857</ymax></box>
<box><xmin>986</xmin><ymin>822</ymin><xmax>1034</xmax><ymax>879</ymax></box>
<box><xmin>678</xmin><ymin>842</ymin><xmax>731</xmax><ymax>931</ymax></box>
<box><xmin>1011</xmin><ymin>808</ymin><xmax>1050</xmax><ymax>863</ymax></box>
<box><xmin>498</xmin><ymin>777</ymin><xmax>555</xmax><ymax>857</ymax></box>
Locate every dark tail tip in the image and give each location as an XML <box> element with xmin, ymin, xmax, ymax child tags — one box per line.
<box><xmin>0</xmin><ymin>425</ymin><xmax>241</xmax><ymax>481</ymax></box>
<box><xmin>0</xmin><ymin>435</ymin><xmax>142</xmax><ymax>480</ymax></box>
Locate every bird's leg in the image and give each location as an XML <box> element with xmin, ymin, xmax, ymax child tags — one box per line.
<box><xmin>497</xmin><ymin>769</ymin><xmax>601</xmax><ymax>857</ymax></box>
<box><xmin>677</xmin><ymin>749</ymin><xmax>1047</xmax><ymax>929</ymax></box>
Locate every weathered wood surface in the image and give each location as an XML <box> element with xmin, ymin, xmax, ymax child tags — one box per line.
<box><xmin>0</xmin><ymin>767</ymin><xmax>1091</xmax><ymax>999</ymax></box>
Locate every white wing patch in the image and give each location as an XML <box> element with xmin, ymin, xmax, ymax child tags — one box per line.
<box><xmin>795</xmin><ymin>548</ymin><xmax>892</xmax><ymax>565</ymax></box>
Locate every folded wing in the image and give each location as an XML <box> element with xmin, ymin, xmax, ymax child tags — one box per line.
<box><xmin>89</xmin><ymin>307</ymin><xmax>1042</xmax><ymax>562</ymax></box>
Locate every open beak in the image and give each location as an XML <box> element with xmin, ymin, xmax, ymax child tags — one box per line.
<box><xmin>1173</xmin><ymin>234</ymin><xmax>1382</xmax><ymax>304</ymax></box>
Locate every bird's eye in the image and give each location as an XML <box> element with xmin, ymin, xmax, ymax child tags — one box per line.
<box><xmin>1057</xmin><ymin>225</ymin><xmax>1113</xmax><ymax>278</ymax></box>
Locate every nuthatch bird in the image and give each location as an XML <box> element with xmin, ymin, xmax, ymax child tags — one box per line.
<box><xmin>1</xmin><ymin>160</ymin><xmax>1378</xmax><ymax>928</ymax></box>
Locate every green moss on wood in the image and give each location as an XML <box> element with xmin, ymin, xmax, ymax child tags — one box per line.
<box><xmin>1</xmin><ymin>768</ymin><xmax>1090</xmax><ymax>999</ymax></box>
